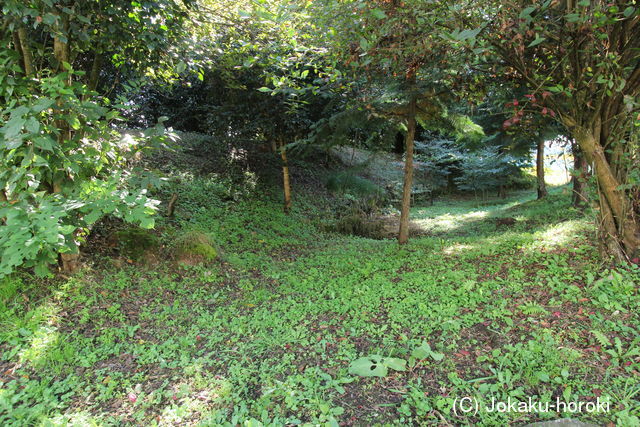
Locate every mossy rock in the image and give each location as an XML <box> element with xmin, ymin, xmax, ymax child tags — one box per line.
<box><xmin>174</xmin><ymin>231</ymin><xmax>218</xmax><ymax>265</ymax></box>
<box><xmin>114</xmin><ymin>227</ymin><xmax>160</xmax><ymax>261</ymax></box>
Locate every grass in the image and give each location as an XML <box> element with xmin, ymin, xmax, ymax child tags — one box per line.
<box><xmin>1</xmin><ymin>145</ymin><xmax>639</xmax><ymax>426</ymax></box>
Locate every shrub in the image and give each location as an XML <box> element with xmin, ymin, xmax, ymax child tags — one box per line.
<box><xmin>325</xmin><ymin>171</ymin><xmax>383</xmax><ymax>198</ymax></box>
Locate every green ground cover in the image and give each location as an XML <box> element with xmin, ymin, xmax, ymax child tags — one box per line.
<box><xmin>1</xmin><ymin>147</ymin><xmax>639</xmax><ymax>426</ymax></box>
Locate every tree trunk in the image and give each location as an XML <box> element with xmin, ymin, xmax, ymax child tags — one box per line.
<box><xmin>398</xmin><ymin>96</ymin><xmax>417</xmax><ymax>245</ymax></box>
<box><xmin>571</xmin><ymin>141</ymin><xmax>588</xmax><ymax>208</ymax></box>
<box><xmin>498</xmin><ymin>185</ymin><xmax>507</xmax><ymax>199</ymax></box>
<box><xmin>536</xmin><ymin>138</ymin><xmax>547</xmax><ymax>199</ymax></box>
<box><xmin>573</xmin><ymin>125</ymin><xmax>640</xmax><ymax>260</ymax></box>
<box><xmin>16</xmin><ymin>26</ymin><xmax>34</xmax><ymax>76</ymax></box>
<box><xmin>278</xmin><ymin>138</ymin><xmax>292</xmax><ymax>213</ymax></box>
<box><xmin>394</xmin><ymin>132</ymin><xmax>405</xmax><ymax>154</ymax></box>
<box><xmin>88</xmin><ymin>51</ymin><xmax>102</xmax><ymax>91</ymax></box>
<box><xmin>53</xmin><ymin>11</ymin><xmax>80</xmax><ymax>273</ymax></box>
<box><xmin>12</xmin><ymin>31</ymin><xmax>23</xmax><ymax>59</ymax></box>
<box><xmin>167</xmin><ymin>193</ymin><xmax>178</xmax><ymax>217</ymax></box>
<box><xmin>53</xmin><ymin>13</ymin><xmax>70</xmax><ymax>72</ymax></box>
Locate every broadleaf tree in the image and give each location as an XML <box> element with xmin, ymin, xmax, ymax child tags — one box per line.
<box><xmin>459</xmin><ymin>0</ymin><xmax>640</xmax><ymax>260</ymax></box>
<box><xmin>0</xmin><ymin>0</ymin><xmax>192</xmax><ymax>275</ymax></box>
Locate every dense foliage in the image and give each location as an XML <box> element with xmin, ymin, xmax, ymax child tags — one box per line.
<box><xmin>0</xmin><ymin>0</ymin><xmax>191</xmax><ymax>276</ymax></box>
<box><xmin>1</xmin><ymin>1</ymin><xmax>639</xmax><ymax>425</ymax></box>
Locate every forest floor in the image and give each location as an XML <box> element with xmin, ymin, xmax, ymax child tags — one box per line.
<box><xmin>1</xmin><ymin>133</ymin><xmax>639</xmax><ymax>426</ymax></box>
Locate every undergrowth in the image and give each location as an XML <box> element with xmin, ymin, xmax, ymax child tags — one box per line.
<box><xmin>1</xmin><ymin>141</ymin><xmax>639</xmax><ymax>426</ymax></box>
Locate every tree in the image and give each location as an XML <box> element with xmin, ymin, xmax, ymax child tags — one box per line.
<box><xmin>0</xmin><ymin>0</ymin><xmax>190</xmax><ymax>275</ymax></box>
<box><xmin>197</xmin><ymin>0</ymin><xmax>341</xmax><ymax>213</ymax></box>
<box><xmin>454</xmin><ymin>146</ymin><xmax>519</xmax><ymax>202</ymax></box>
<box><xmin>535</xmin><ymin>136</ymin><xmax>548</xmax><ymax>199</ymax></box>
<box><xmin>314</xmin><ymin>0</ymin><xmax>463</xmax><ymax>244</ymax></box>
<box><xmin>571</xmin><ymin>140</ymin><xmax>590</xmax><ymax>208</ymax></box>
<box><xmin>462</xmin><ymin>0</ymin><xmax>640</xmax><ymax>260</ymax></box>
<box><xmin>502</xmin><ymin>105</ymin><xmax>561</xmax><ymax>200</ymax></box>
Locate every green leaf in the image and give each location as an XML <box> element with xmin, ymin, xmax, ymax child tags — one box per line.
<box><xmin>411</xmin><ymin>343</ymin><xmax>432</xmax><ymax>359</ymax></box>
<box><xmin>565</xmin><ymin>13</ymin><xmax>582</xmax><ymax>23</ymax></box>
<box><xmin>536</xmin><ymin>372</ymin><xmax>550</xmax><ymax>382</ymax></box>
<box><xmin>457</xmin><ymin>28</ymin><xmax>481</xmax><ymax>41</ymax></box>
<box><xmin>257</xmin><ymin>87</ymin><xmax>272</xmax><ymax>93</ymax></box>
<box><xmin>59</xmin><ymin>225</ymin><xmax>77</xmax><ymax>235</ymax></box>
<box><xmin>25</xmin><ymin>117</ymin><xmax>40</xmax><ymax>133</ymax></box>
<box><xmin>32</xmin><ymin>98</ymin><xmax>54</xmax><ymax>113</ymax></box>
<box><xmin>519</xmin><ymin>6</ymin><xmax>536</xmax><ymax>20</ymax></box>
<box><xmin>370</xmin><ymin>8</ymin><xmax>386</xmax><ymax>19</ymax></box>
<box><xmin>139</xmin><ymin>216</ymin><xmax>155</xmax><ymax>229</ymax></box>
<box><xmin>69</xmin><ymin>116</ymin><xmax>81</xmax><ymax>130</ymax></box>
<box><xmin>34</xmin><ymin>261</ymin><xmax>51</xmax><ymax>277</ymax></box>
<box><xmin>623</xmin><ymin>6</ymin><xmax>635</xmax><ymax>17</ymax></box>
<box><xmin>34</xmin><ymin>136</ymin><xmax>54</xmax><ymax>151</ymax></box>
<box><xmin>431</xmin><ymin>351</ymin><xmax>445</xmax><ymax>361</ymax></box>
<box><xmin>243</xmin><ymin>419</ymin><xmax>263</xmax><ymax>427</ymax></box>
<box><xmin>349</xmin><ymin>356</ymin><xmax>387</xmax><ymax>377</ymax></box>
<box><xmin>175</xmin><ymin>61</ymin><xmax>186</xmax><ymax>74</ymax></box>
<box><xmin>84</xmin><ymin>209</ymin><xmax>103</xmax><ymax>225</ymax></box>
<box><xmin>384</xmin><ymin>357</ymin><xmax>407</xmax><ymax>372</ymax></box>
<box><xmin>3</xmin><ymin>116</ymin><xmax>25</xmax><ymax>140</ymax></box>
<box><xmin>528</xmin><ymin>36</ymin><xmax>546</xmax><ymax>48</ymax></box>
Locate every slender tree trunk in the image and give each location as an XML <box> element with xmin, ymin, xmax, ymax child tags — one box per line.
<box><xmin>571</xmin><ymin>141</ymin><xmax>588</xmax><ymax>208</ymax></box>
<box><xmin>12</xmin><ymin>32</ymin><xmax>25</xmax><ymax>72</ymax></box>
<box><xmin>88</xmin><ymin>51</ymin><xmax>102</xmax><ymax>91</ymax></box>
<box><xmin>536</xmin><ymin>138</ymin><xmax>548</xmax><ymax>199</ymax></box>
<box><xmin>16</xmin><ymin>26</ymin><xmax>34</xmax><ymax>76</ymax></box>
<box><xmin>498</xmin><ymin>185</ymin><xmax>507</xmax><ymax>199</ymax></box>
<box><xmin>573</xmin><ymin>124</ymin><xmax>640</xmax><ymax>260</ymax></box>
<box><xmin>53</xmin><ymin>11</ymin><xmax>80</xmax><ymax>273</ymax></box>
<box><xmin>398</xmin><ymin>96</ymin><xmax>417</xmax><ymax>245</ymax></box>
<box><xmin>0</xmin><ymin>190</ymin><xmax>5</xmax><ymax>225</ymax></box>
<box><xmin>278</xmin><ymin>138</ymin><xmax>292</xmax><ymax>213</ymax></box>
<box><xmin>53</xmin><ymin>13</ymin><xmax>70</xmax><ymax>72</ymax></box>
<box><xmin>167</xmin><ymin>193</ymin><xmax>178</xmax><ymax>217</ymax></box>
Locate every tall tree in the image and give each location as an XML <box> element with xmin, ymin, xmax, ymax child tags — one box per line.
<box><xmin>197</xmin><ymin>0</ymin><xmax>341</xmax><ymax>213</ymax></box>
<box><xmin>462</xmin><ymin>0</ymin><xmax>640</xmax><ymax>260</ymax></box>
<box><xmin>316</xmin><ymin>0</ymin><xmax>461</xmax><ymax>244</ymax></box>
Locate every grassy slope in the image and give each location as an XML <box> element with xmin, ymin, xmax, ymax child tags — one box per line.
<box><xmin>1</xmin><ymin>137</ymin><xmax>639</xmax><ymax>426</ymax></box>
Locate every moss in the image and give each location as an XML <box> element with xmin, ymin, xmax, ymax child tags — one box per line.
<box><xmin>114</xmin><ymin>227</ymin><xmax>160</xmax><ymax>261</ymax></box>
<box><xmin>174</xmin><ymin>231</ymin><xmax>218</xmax><ymax>263</ymax></box>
